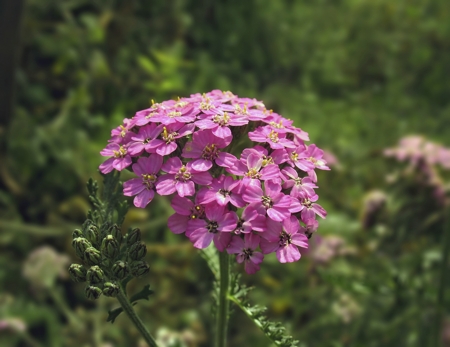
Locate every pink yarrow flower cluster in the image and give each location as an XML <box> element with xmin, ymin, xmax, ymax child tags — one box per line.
<box><xmin>99</xmin><ymin>90</ymin><xmax>329</xmax><ymax>274</ymax></box>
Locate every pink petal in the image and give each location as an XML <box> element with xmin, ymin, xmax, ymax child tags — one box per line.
<box><xmin>214</xmin><ymin>232</ymin><xmax>232</xmax><ymax>252</ymax></box>
<box><xmin>244</xmin><ymin>261</ymin><xmax>260</xmax><ymax>274</ymax></box>
<box><xmin>191</xmin><ymin>159</ymin><xmax>213</xmax><ymax>171</ymax></box>
<box><xmin>191</xmin><ymin>171</ymin><xmax>212</xmax><ymax>185</ymax></box>
<box><xmin>249</xmin><ymin>251</ymin><xmax>264</xmax><ymax>265</ymax></box>
<box><xmin>123</xmin><ymin>178</ymin><xmax>145</xmax><ymax>196</ymax></box>
<box><xmin>260</xmin><ymin>239</ymin><xmax>279</xmax><ymax>254</ymax></box>
<box><xmin>227</xmin><ymin>236</ymin><xmax>245</xmax><ymax>254</ymax></box>
<box><xmin>99</xmin><ymin>158</ymin><xmax>115</xmax><ymax>174</ymax></box>
<box><xmin>190</xmin><ymin>229</ymin><xmax>214</xmax><ymax>249</ymax></box>
<box><xmin>176</xmin><ymin>181</ymin><xmax>195</xmax><ymax>197</ymax></box>
<box><xmin>134</xmin><ymin>189</ymin><xmax>155</xmax><ymax>208</ymax></box>
<box><xmin>277</xmin><ymin>245</ymin><xmax>300</xmax><ymax>263</ymax></box>
<box><xmin>267</xmin><ymin>207</ymin><xmax>290</xmax><ymax>222</ymax></box>
<box><xmin>156</xmin><ymin>176</ymin><xmax>177</xmax><ymax>195</ymax></box>
<box><xmin>168</xmin><ymin>213</ymin><xmax>189</xmax><ymax>234</ymax></box>
<box><xmin>171</xmin><ymin>195</ymin><xmax>193</xmax><ymax>215</ymax></box>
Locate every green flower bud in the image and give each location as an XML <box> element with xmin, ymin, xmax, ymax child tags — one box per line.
<box><xmin>85</xmin><ymin>285</ymin><xmax>102</xmax><ymax>300</ymax></box>
<box><xmin>126</xmin><ymin>228</ymin><xmax>141</xmax><ymax>246</ymax></box>
<box><xmin>109</xmin><ymin>224</ymin><xmax>123</xmax><ymax>244</ymax></box>
<box><xmin>84</xmin><ymin>247</ymin><xmax>102</xmax><ymax>266</ymax></box>
<box><xmin>85</xmin><ymin>225</ymin><xmax>101</xmax><ymax>247</ymax></box>
<box><xmin>101</xmin><ymin>235</ymin><xmax>119</xmax><ymax>259</ymax></box>
<box><xmin>128</xmin><ymin>241</ymin><xmax>147</xmax><ymax>261</ymax></box>
<box><xmin>111</xmin><ymin>261</ymin><xmax>130</xmax><ymax>280</ymax></box>
<box><xmin>100</xmin><ymin>221</ymin><xmax>112</xmax><ymax>237</ymax></box>
<box><xmin>103</xmin><ymin>282</ymin><xmax>120</xmax><ymax>297</ymax></box>
<box><xmin>72</xmin><ymin>237</ymin><xmax>92</xmax><ymax>259</ymax></box>
<box><xmin>68</xmin><ymin>264</ymin><xmax>87</xmax><ymax>282</ymax></box>
<box><xmin>86</xmin><ymin>265</ymin><xmax>104</xmax><ymax>284</ymax></box>
<box><xmin>130</xmin><ymin>260</ymin><xmax>150</xmax><ymax>277</ymax></box>
<box><xmin>72</xmin><ymin>229</ymin><xmax>83</xmax><ymax>239</ymax></box>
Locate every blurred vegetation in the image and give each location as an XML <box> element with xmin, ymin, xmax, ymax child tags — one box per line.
<box><xmin>1</xmin><ymin>0</ymin><xmax>450</xmax><ymax>346</ymax></box>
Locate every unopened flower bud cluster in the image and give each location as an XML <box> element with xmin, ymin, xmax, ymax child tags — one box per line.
<box><xmin>69</xmin><ymin>221</ymin><xmax>149</xmax><ymax>299</ymax></box>
<box><xmin>100</xmin><ymin>90</ymin><xmax>329</xmax><ymax>274</ymax></box>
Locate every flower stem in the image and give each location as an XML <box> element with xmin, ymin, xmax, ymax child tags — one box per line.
<box><xmin>116</xmin><ymin>287</ymin><xmax>159</xmax><ymax>347</ymax></box>
<box><xmin>215</xmin><ymin>251</ymin><xmax>230</xmax><ymax>347</ymax></box>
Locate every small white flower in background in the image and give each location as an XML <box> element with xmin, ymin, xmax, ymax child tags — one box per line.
<box><xmin>0</xmin><ymin>317</ymin><xmax>26</xmax><ymax>333</ymax></box>
<box><xmin>23</xmin><ymin>246</ymin><xmax>70</xmax><ymax>289</ymax></box>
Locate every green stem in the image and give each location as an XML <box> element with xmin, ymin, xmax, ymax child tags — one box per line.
<box><xmin>116</xmin><ymin>287</ymin><xmax>159</xmax><ymax>347</ymax></box>
<box><xmin>215</xmin><ymin>251</ymin><xmax>230</xmax><ymax>347</ymax></box>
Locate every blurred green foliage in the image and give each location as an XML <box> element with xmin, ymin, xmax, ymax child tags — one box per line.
<box><xmin>1</xmin><ymin>0</ymin><xmax>449</xmax><ymax>346</ymax></box>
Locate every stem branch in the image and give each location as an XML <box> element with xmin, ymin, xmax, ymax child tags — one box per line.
<box><xmin>116</xmin><ymin>287</ymin><xmax>159</xmax><ymax>347</ymax></box>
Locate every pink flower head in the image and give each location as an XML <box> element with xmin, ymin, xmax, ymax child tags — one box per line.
<box><xmin>260</xmin><ymin>216</ymin><xmax>309</xmax><ymax>263</ymax></box>
<box><xmin>187</xmin><ymin>204</ymin><xmax>237</xmax><ymax>251</ymax></box>
<box><xmin>99</xmin><ymin>89</ymin><xmax>329</xmax><ymax>274</ymax></box>
<box><xmin>123</xmin><ymin>154</ymin><xmax>163</xmax><ymax>208</ymax></box>
<box><xmin>182</xmin><ymin>130</ymin><xmax>235</xmax><ymax>171</ymax></box>
<box><xmin>227</xmin><ymin>233</ymin><xmax>264</xmax><ymax>274</ymax></box>
<box><xmin>157</xmin><ymin>157</ymin><xmax>212</xmax><ymax>197</ymax></box>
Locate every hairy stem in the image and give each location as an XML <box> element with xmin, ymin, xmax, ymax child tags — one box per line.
<box><xmin>215</xmin><ymin>251</ymin><xmax>230</xmax><ymax>347</ymax></box>
<box><xmin>116</xmin><ymin>287</ymin><xmax>159</xmax><ymax>347</ymax></box>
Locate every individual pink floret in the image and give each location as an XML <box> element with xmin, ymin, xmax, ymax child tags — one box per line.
<box><xmin>198</xmin><ymin>175</ymin><xmax>245</xmax><ymax>208</ymax></box>
<box><xmin>260</xmin><ymin>216</ymin><xmax>309</xmax><ymax>263</ymax></box>
<box><xmin>123</xmin><ymin>154</ymin><xmax>163</xmax><ymax>208</ymax></box>
<box><xmin>242</xmin><ymin>180</ymin><xmax>293</xmax><ymax>222</ymax></box>
<box><xmin>127</xmin><ymin>123</ymin><xmax>161</xmax><ymax>156</ymax></box>
<box><xmin>240</xmin><ymin>146</ymin><xmax>288</xmax><ymax>167</ymax></box>
<box><xmin>286</xmin><ymin>147</ymin><xmax>316</xmax><ymax>173</ymax></box>
<box><xmin>248</xmin><ymin>126</ymin><xmax>296</xmax><ymax>150</ymax></box>
<box><xmin>227</xmin><ymin>233</ymin><xmax>264</xmax><ymax>274</ymax></box>
<box><xmin>299</xmin><ymin>219</ymin><xmax>319</xmax><ymax>238</ymax></box>
<box><xmin>300</xmin><ymin>144</ymin><xmax>330</xmax><ymax>182</ymax></box>
<box><xmin>182</xmin><ymin>130</ymin><xmax>235</xmax><ymax>171</ymax></box>
<box><xmin>187</xmin><ymin>204</ymin><xmax>237</xmax><ymax>251</ymax></box>
<box><xmin>156</xmin><ymin>157</ymin><xmax>212</xmax><ymax>197</ymax></box>
<box><xmin>195</xmin><ymin>110</ymin><xmax>248</xmax><ymax>139</ymax></box>
<box><xmin>233</xmin><ymin>206</ymin><xmax>267</xmax><ymax>234</ymax></box>
<box><xmin>167</xmin><ymin>195</ymin><xmax>205</xmax><ymax>234</ymax></box>
<box><xmin>227</xmin><ymin>152</ymin><xmax>281</xmax><ymax>188</ymax></box>
<box><xmin>281</xmin><ymin>167</ymin><xmax>317</xmax><ymax>198</ymax></box>
<box><xmin>99</xmin><ymin>143</ymin><xmax>132</xmax><ymax>173</ymax></box>
<box><xmin>146</xmin><ymin>123</ymin><xmax>195</xmax><ymax>156</ymax></box>
<box><xmin>293</xmin><ymin>192</ymin><xmax>327</xmax><ymax>221</ymax></box>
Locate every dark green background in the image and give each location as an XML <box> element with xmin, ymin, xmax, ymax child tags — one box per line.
<box><xmin>1</xmin><ymin>0</ymin><xmax>449</xmax><ymax>346</ymax></box>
